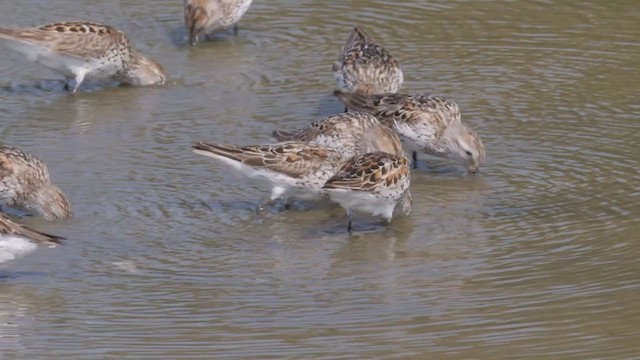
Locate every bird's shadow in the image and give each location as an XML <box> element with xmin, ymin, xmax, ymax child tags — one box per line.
<box><xmin>0</xmin><ymin>271</ymin><xmax>48</xmax><ymax>281</ymax></box>
<box><xmin>312</xmin><ymin>213</ymin><xmax>414</xmax><ymax>237</ymax></box>
<box><xmin>1</xmin><ymin>78</ymin><xmax>120</xmax><ymax>96</ymax></box>
<box><xmin>1</xmin><ymin>79</ymin><xmax>66</xmax><ymax>95</ymax></box>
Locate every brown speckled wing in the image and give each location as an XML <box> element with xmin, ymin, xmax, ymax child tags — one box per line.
<box><xmin>193</xmin><ymin>141</ymin><xmax>342</xmax><ymax>178</ymax></box>
<box><xmin>0</xmin><ymin>145</ymin><xmax>49</xmax><ymax>182</ymax></box>
<box><xmin>0</xmin><ymin>152</ymin><xmax>15</xmax><ymax>179</ymax></box>
<box><xmin>323</xmin><ymin>152</ymin><xmax>410</xmax><ymax>191</ymax></box>
<box><xmin>341</xmin><ymin>26</ymin><xmax>373</xmax><ymax>53</ymax></box>
<box><xmin>272</xmin><ymin>126</ymin><xmax>322</xmax><ymax>142</ymax></box>
<box><xmin>334</xmin><ymin>26</ymin><xmax>374</xmax><ymax>72</ymax></box>
<box><xmin>0</xmin><ymin>21</ymin><xmax>131</xmax><ymax>59</ymax></box>
<box><xmin>334</xmin><ymin>91</ymin><xmax>460</xmax><ymax>130</ymax></box>
<box><xmin>0</xmin><ymin>213</ymin><xmax>64</xmax><ymax>246</ymax></box>
<box><xmin>273</xmin><ymin>113</ymin><xmax>357</xmax><ymax>142</ymax></box>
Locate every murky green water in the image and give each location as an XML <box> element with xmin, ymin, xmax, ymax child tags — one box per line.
<box><xmin>0</xmin><ymin>0</ymin><xmax>638</xmax><ymax>358</ymax></box>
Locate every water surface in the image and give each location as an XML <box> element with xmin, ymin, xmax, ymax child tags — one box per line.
<box><xmin>0</xmin><ymin>0</ymin><xmax>638</xmax><ymax>358</ymax></box>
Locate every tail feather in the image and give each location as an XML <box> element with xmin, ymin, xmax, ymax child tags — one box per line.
<box><xmin>0</xmin><ymin>213</ymin><xmax>64</xmax><ymax>247</ymax></box>
<box><xmin>333</xmin><ymin>90</ymin><xmax>374</xmax><ymax>113</ymax></box>
<box><xmin>0</xmin><ymin>29</ymin><xmax>54</xmax><ymax>62</ymax></box>
<box><xmin>271</xmin><ymin>129</ymin><xmax>297</xmax><ymax>141</ymax></box>
<box><xmin>192</xmin><ymin>141</ymin><xmax>243</xmax><ymax>162</ymax></box>
<box><xmin>28</xmin><ymin>229</ymin><xmax>65</xmax><ymax>247</ymax></box>
<box><xmin>343</xmin><ymin>26</ymin><xmax>372</xmax><ymax>50</ymax></box>
<box><xmin>0</xmin><ymin>27</ymin><xmax>22</xmax><ymax>39</ymax></box>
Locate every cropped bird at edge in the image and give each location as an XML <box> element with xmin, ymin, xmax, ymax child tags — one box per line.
<box><xmin>333</xmin><ymin>26</ymin><xmax>403</xmax><ymax>111</ymax></box>
<box><xmin>323</xmin><ymin>152</ymin><xmax>412</xmax><ymax>232</ymax></box>
<box><xmin>334</xmin><ymin>90</ymin><xmax>486</xmax><ymax>175</ymax></box>
<box><xmin>0</xmin><ymin>145</ymin><xmax>71</xmax><ymax>220</ymax></box>
<box><xmin>272</xmin><ymin>111</ymin><xmax>405</xmax><ymax>160</ymax></box>
<box><xmin>0</xmin><ymin>212</ymin><xmax>64</xmax><ymax>264</ymax></box>
<box><xmin>184</xmin><ymin>0</ymin><xmax>253</xmax><ymax>45</ymax></box>
<box><xmin>192</xmin><ymin>141</ymin><xmax>344</xmax><ymax>208</ymax></box>
<box><xmin>0</xmin><ymin>21</ymin><xmax>166</xmax><ymax>92</ymax></box>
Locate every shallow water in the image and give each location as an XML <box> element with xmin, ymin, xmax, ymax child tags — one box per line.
<box><xmin>0</xmin><ymin>0</ymin><xmax>639</xmax><ymax>358</ymax></box>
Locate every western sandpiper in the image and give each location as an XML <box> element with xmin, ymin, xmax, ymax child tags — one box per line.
<box><xmin>323</xmin><ymin>151</ymin><xmax>411</xmax><ymax>232</ymax></box>
<box><xmin>192</xmin><ymin>141</ymin><xmax>344</xmax><ymax>206</ymax></box>
<box><xmin>0</xmin><ymin>213</ymin><xmax>63</xmax><ymax>263</ymax></box>
<box><xmin>0</xmin><ymin>21</ymin><xmax>166</xmax><ymax>92</ymax></box>
<box><xmin>184</xmin><ymin>0</ymin><xmax>253</xmax><ymax>45</ymax></box>
<box><xmin>333</xmin><ymin>26</ymin><xmax>403</xmax><ymax>111</ymax></box>
<box><xmin>272</xmin><ymin>112</ymin><xmax>405</xmax><ymax>160</ymax></box>
<box><xmin>334</xmin><ymin>90</ymin><xmax>486</xmax><ymax>174</ymax></box>
<box><xmin>0</xmin><ymin>145</ymin><xmax>71</xmax><ymax>220</ymax></box>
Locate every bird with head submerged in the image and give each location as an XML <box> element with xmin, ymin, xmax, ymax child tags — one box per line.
<box><xmin>334</xmin><ymin>90</ymin><xmax>486</xmax><ymax>175</ymax></box>
<box><xmin>0</xmin><ymin>145</ymin><xmax>71</xmax><ymax>221</ymax></box>
<box><xmin>0</xmin><ymin>21</ymin><xmax>166</xmax><ymax>92</ymax></box>
<box><xmin>184</xmin><ymin>0</ymin><xmax>254</xmax><ymax>45</ymax></box>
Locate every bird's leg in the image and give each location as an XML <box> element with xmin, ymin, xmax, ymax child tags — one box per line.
<box><xmin>67</xmin><ymin>72</ymin><xmax>86</xmax><ymax>94</ymax></box>
<box><xmin>344</xmin><ymin>106</ymin><xmax>348</xmax><ymax>113</ymax></box>
<box><xmin>385</xmin><ymin>217</ymin><xmax>392</xmax><ymax>230</ymax></box>
<box><xmin>233</xmin><ymin>24</ymin><xmax>239</xmax><ymax>36</ymax></box>
<box><xmin>412</xmin><ymin>151</ymin><xmax>418</xmax><ymax>169</ymax></box>
<box><xmin>347</xmin><ymin>209</ymin><xmax>353</xmax><ymax>233</ymax></box>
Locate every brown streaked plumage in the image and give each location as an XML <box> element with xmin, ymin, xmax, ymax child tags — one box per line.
<box><xmin>272</xmin><ymin>112</ymin><xmax>405</xmax><ymax>160</ymax></box>
<box><xmin>323</xmin><ymin>151</ymin><xmax>412</xmax><ymax>231</ymax></box>
<box><xmin>184</xmin><ymin>0</ymin><xmax>253</xmax><ymax>45</ymax></box>
<box><xmin>192</xmin><ymin>141</ymin><xmax>344</xmax><ymax>204</ymax></box>
<box><xmin>333</xmin><ymin>26</ymin><xmax>403</xmax><ymax>98</ymax></box>
<box><xmin>0</xmin><ymin>21</ymin><xmax>166</xmax><ymax>92</ymax></box>
<box><xmin>0</xmin><ymin>213</ymin><xmax>64</xmax><ymax>247</ymax></box>
<box><xmin>0</xmin><ymin>145</ymin><xmax>71</xmax><ymax>220</ymax></box>
<box><xmin>334</xmin><ymin>90</ymin><xmax>486</xmax><ymax>174</ymax></box>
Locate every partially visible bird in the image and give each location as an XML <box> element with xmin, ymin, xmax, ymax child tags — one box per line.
<box><xmin>332</xmin><ymin>26</ymin><xmax>403</xmax><ymax>111</ymax></box>
<box><xmin>334</xmin><ymin>90</ymin><xmax>486</xmax><ymax>174</ymax></box>
<box><xmin>192</xmin><ymin>141</ymin><xmax>344</xmax><ymax>207</ymax></box>
<box><xmin>323</xmin><ymin>151</ymin><xmax>411</xmax><ymax>232</ymax></box>
<box><xmin>0</xmin><ymin>212</ymin><xmax>64</xmax><ymax>264</ymax></box>
<box><xmin>0</xmin><ymin>21</ymin><xmax>166</xmax><ymax>92</ymax></box>
<box><xmin>272</xmin><ymin>111</ymin><xmax>405</xmax><ymax>160</ymax></box>
<box><xmin>0</xmin><ymin>145</ymin><xmax>71</xmax><ymax>220</ymax></box>
<box><xmin>184</xmin><ymin>0</ymin><xmax>254</xmax><ymax>45</ymax></box>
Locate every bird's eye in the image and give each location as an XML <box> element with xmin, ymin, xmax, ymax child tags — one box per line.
<box><xmin>465</xmin><ymin>150</ymin><xmax>473</xmax><ymax>157</ymax></box>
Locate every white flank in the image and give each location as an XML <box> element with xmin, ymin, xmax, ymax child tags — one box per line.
<box><xmin>235</xmin><ymin>0</ymin><xmax>253</xmax><ymax>21</ymax></box>
<box><xmin>392</xmin><ymin>120</ymin><xmax>427</xmax><ymax>154</ymax></box>
<box><xmin>194</xmin><ymin>149</ymin><xmax>321</xmax><ymax>201</ymax></box>
<box><xmin>0</xmin><ymin>235</ymin><xmax>38</xmax><ymax>264</ymax></box>
<box><xmin>327</xmin><ymin>188</ymin><xmax>396</xmax><ymax>220</ymax></box>
<box><xmin>0</xmin><ymin>38</ymin><xmax>75</xmax><ymax>77</ymax></box>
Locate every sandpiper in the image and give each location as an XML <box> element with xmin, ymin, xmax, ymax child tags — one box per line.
<box><xmin>184</xmin><ymin>0</ymin><xmax>253</xmax><ymax>45</ymax></box>
<box><xmin>0</xmin><ymin>212</ymin><xmax>63</xmax><ymax>264</ymax></box>
<box><xmin>0</xmin><ymin>21</ymin><xmax>166</xmax><ymax>92</ymax></box>
<box><xmin>333</xmin><ymin>26</ymin><xmax>403</xmax><ymax>111</ymax></box>
<box><xmin>323</xmin><ymin>151</ymin><xmax>411</xmax><ymax>232</ymax></box>
<box><xmin>0</xmin><ymin>145</ymin><xmax>71</xmax><ymax>220</ymax></box>
<box><xmin>334</xmin><ymin>90</ymin><xmax>486</xmax><ymax>174</ymax></box>
<box><xmin>272</xmin><ymin>112</ymin><xmax>405</xmax><ymax>160</ymax></box>
<box><xmin>192</xmin><ymin>141</ymin><xmax>344</xmax><ymax>206</ymax></box>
